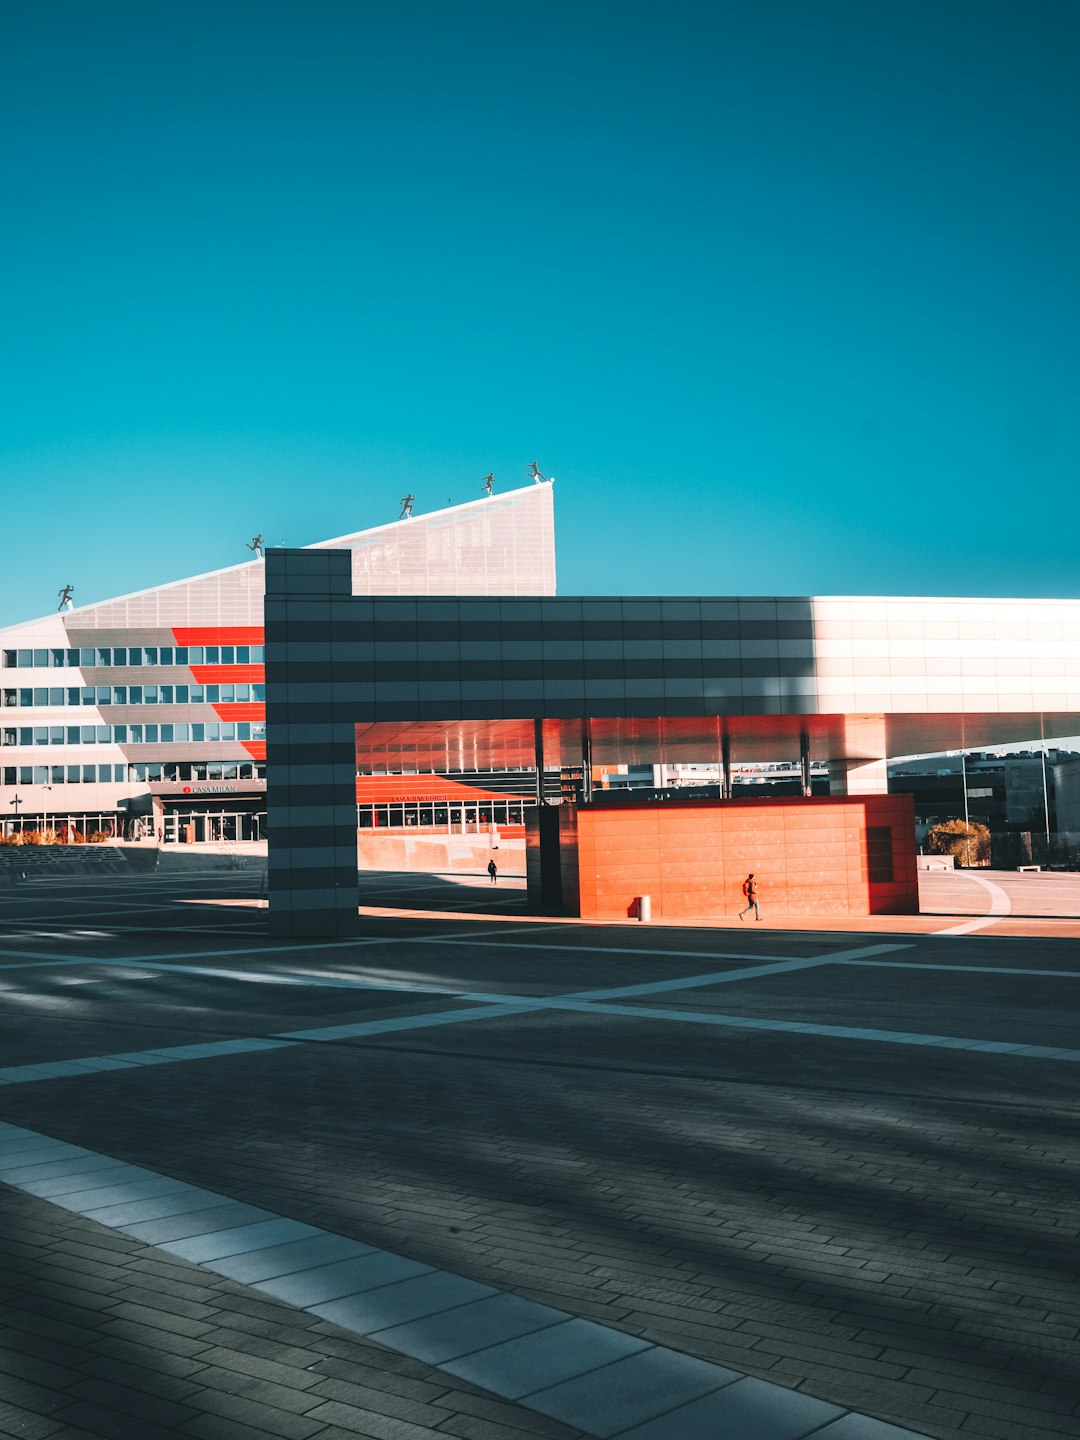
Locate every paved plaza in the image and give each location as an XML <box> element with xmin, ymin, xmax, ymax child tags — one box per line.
<box><xmin>0</xmin><ymin>867</ymin><xmax>1078</xmax><ymax>1440</ymax></box>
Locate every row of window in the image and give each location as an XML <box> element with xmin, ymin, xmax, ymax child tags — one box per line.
<box><xmin>2</xmin><ymin>646</ymin><xmax>265</xmax><ymax>669</ymax></box>
<box><xmin>1</xmin><ymin>762</ymin><xmax>266</xmax><ymax>787</ymax></box>
<box><xmin>2</xmin><ymin>722</ymin><xmax>266</xmax><ymax>747</ymax></box>
<box><xmin>3</xmin><ymin>684</ymin><xmax>265</xmax><ymax>708</ymax></box>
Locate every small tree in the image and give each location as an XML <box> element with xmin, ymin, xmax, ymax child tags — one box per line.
<box><xmin>926</xmin><ymin>818</ymin><xmax>991</xmax><ymax>868</ymax></box>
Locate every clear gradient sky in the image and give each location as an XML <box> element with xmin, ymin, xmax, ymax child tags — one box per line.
<box><xmin>2</xmin><ymin>1</ymin><xmax>1078</xmax><ymax>625</ymax></box>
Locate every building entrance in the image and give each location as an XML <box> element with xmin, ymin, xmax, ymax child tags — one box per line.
<box><xmin>162</xmin><ymin>808</ymin><xmax>265</xmax><ymax>843</ymax></box>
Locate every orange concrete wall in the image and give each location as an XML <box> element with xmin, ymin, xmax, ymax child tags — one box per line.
<box><xmin>573</xmin><ymin>795</ymin><xmax>918</xmax><ymax>920</ymax></box>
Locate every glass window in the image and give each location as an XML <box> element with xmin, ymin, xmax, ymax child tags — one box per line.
<box><xmin>50</xmin><ymin>765</ymin><xmax>64</xmax><ymax>783</ymax></box>
<box><xmin>112</xmin><ymin>649</ymin><xmax>126</xmax><ymax>667</ymax></box>
<box><xmin>208</xmin><ymin>762</ymin><xmax>223</xmax><ymax>780</ymax></box>
<box><xmin>17</xmin><ymin>650</ymin><xmax>31</xmax><ymax>666</ymax></box>
<box><xmin>67</xmin><ymin>766</ymin><xmax>80</xmax><ymax>782</ymax></box>
<box><xmin>97</xmin><ymin>686</ymin><xmax>110</xmax><ymax>705</ymax></box>
<box><xmin>33</xmin><ymin>766</ymin><xmax>48</xmax><ymax>784</ymax></box>
<box><xmin>81</xmin><ymin>764</ymin><xmax>95</xmax><ymax>782</ymax></box>
<box><xmin>66</xmin><ymin>688</ymin><xmax>80</xmax><ymax>706</ymax></box>
<box><xmin>160</xmin><ymin>724</ymin><xmax>174</xmax><ymax>741</ymax></box>
<box><xmin>19</xmin><ymin>689</ymin><xmax>32</xmax><ymax>706</ymax></box>
<box><xmin>191</xmin><ymin>724</ymin><xmax>204</xmax><ymax>742</ymax></box>
<box><xmin>81</xmin><ymin>687</ymin><xmax>95</xmax><ymax>705</ymax></box>
<box><xmin>206</xmin><ymin>685</ymin><xmax>220</xmax><ymax>703</ymax></box>
<box><xmin>34</xmin><ymin>649</ymin><xmax>48</xmax><ymax>667</ymax></box>
<box><xmin>49</xmin><ymin>688</ymin><xmax>64</xmax><ymax>706</ymax></box>
<box><xmin>49</xmin><ymin>726</ymin><xmax>63</xmax><ymax>744</ymax></box>
<box><xmin>144</xmin><ymin>647</ymin><xmax>158</xmax><ymax>665</ymax></box>
<box><xmin>222</xmin><ymin>763</ymin><xmax>239</xmax><ymax>780</ymax></box>
<box><xmin>238</xmin><ymin>722</ymin><xmax>249</xmax><ymax>740</ymax></box>
<box><xmin>128</xmin><ymin>725</ymin><xmax>141</xmax><ymax>742</ymax></box>
<box><xmin>96</xmin><ymin>726</ymin><xmax>110</xmax><ymax>743</ymax></box>
<box><xmin>114</xmin><ymin>725</ymin><xmax>127</xmax><ymax>742</ymax></box>
<box><xmin>221</xmin><ymin>646</ymin><xmax>235</xmax><ymax>664</ymax></box>
<box><xmin>67</xmin><ymin>650</ymin><xmax>81</xmax><ymax>667</ymax></box>
<box><xmin>147</xmin><ymin>763</ymin><xmax>162</xmax><ymax>782</ymax></box>
<box><xmin>192</xmin><ymin>761</ymin><xmax>207</xmax><ymax>779</ymax></box>
<box><xmin>176</xmin><ymin>685</ymin><xmax>189</xmax><ymax>703</ymax></box>
<box><xmin>2</xmin><ymin>690</ymin><xmax>15</xmax><ymax>708</ymax></box>
<box><xmin>160</xmin><ymin>646</ymin><xmax>173</xmax><ymax>666</ymax></box>
<box><xmin>179</xmin><ymin>646</ymin><xmax>193</xmax><ymax>664</ymax></box>
<box><xmin>33</xmin><ymin>688</ymin><xmax>47</xmax><ymax>705</ymax></box>
<box><xmin>253</xmin><ymin>684</ymin><xmax>265</xmax><ymax>700</ymax></box>
<box><xmin>66</xmin><ymin>726</ymin><xmax>80</xmax><ymax>744</ymax></box>
<box><xmin>34</xmin><ymin>726</ymin><xmax>48</xmax><ymax>744</ymax></box>
<box><xmin>128</xmin><ymin>686</ymin><xmax>142</xmax><ymax>704</ymax></box>
<box><xmin>144</xmin><ymin>686</ymin><xmax>158</xmax><ymax>704</ymax></box>
<box><xmin>19</xmin><ymin>766</ymin><xmax>31</xmax><ymax>784</ymax></box>
<box><xmin>190</xmin><ymin>687</ymin><xmax>204</xmax><ymax>703</ymax></box>
<box><xmin>237</xmin><ymin>646</ymin><xmax>249</xmax><ymax>663</ymax></box>
<box><xmin>51</xmin><ymin>650</ymin><xmax>64</xmax><ymax>668</ymax></box>
<box><xmin>129</xmin><ymin>648</ymin><xmax>143</xmax><ymax>666</ymax></box>
<box><xmin>160</xmin><ymin>685</ymin><xmax>173</xmax><ymax>703</ymax></box>
<box><xmin>2</xmin><ymin>651</ymin><xmax>15</xmax><ymax>668</ymax></box>
<box><xmin>18</xmin><ymin>728</ymin><xmax>32</xmax><ymax>745</ymax></box>
<box><xmin>1</xmin><ymin>730</ymin><xmax>14</xmax><ymax>748</ymax></box>
<box><xmin>205</xmin><ymin>646</ymin><xmax>219</xmax><ymax>664</ymax></box>
<box><xmin>144</xmin><ymin>724</ymin><xmax>158</xmax><ymax>742</ymax></box>
<box><xmin>3</xmin><ymin>767</ymin><xmax>15</xmax><ymax>784</ymax></box>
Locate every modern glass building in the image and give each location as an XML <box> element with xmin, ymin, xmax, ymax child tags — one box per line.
<box><xmin>0</xmin><ymin>485</ymin><xmax>555</xmax><ymax>840</ymax></box>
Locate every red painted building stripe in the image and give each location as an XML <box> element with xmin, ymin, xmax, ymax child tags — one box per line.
<box><xmin>189</xmin><ymin>665</ymin><xmax>265</xmax><ymax>684</ymax></box>
<box><xmin>211</xmin><ymin>704</ymin><xmax>266</xmax><ymax>722</ymax></box>
<box><xmin>241</xmin><ymin>741</ymin><xmax>267</xmax><ymax>760</ymax></box>
<box><xmin>172</xmin><ymin>627</ymin><xmax>264</xmax><ymax>646</ymax></box>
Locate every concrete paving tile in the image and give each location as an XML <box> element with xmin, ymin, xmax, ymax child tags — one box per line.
<box><xmin>310</xmin><ymin>1271</ymin><xmax>498</xmax><ymax>1334</ymax></box>
<box><xmin>15</xmin><ymin>1163</ymin><xmax>151</xmax><ymax>1196</ymax></box>
<box><xmin>0</xmin><ymin>1149</ymin><xmax>90</xmax><ymax>1178</ymax></box>
<box><xmin>522</xmin><ymin>1347</ymin><xmax>736</xmax><ymax>1437</ymax></box>
<box><xmin>371</xmin><ymin>1294</ymin><xmax>568</xmax><ymax>1365</ymax></box>
<box><xmin>255</xmin><ymin>1251</ymin><xmax>434</xmax><ymax>1308</ymax></box>
<box><xmin>119</xmin><ymin>1202</ymin><xmax>274</xmax><ymax>1243</ymax></box>
<box><xmin>441</xmin><ymin>1317</ymin><xmax>652</xmax><ymax>1400</ymax></box>
<box><xmin>613</xmin><ymin>1376</ymin><xmax>844</xmax><ymax>1437</ymax></box>
<box><xmin>80</xmin><ymin>1190</ymin><xmax>239</xmax><ymax>1228</ymax></box>
<box><xmin>159</xmin><ymin>1220</ymin><xmax>321</xmax><ymax>1263</ymax></box>
<box><xmin>49</xmin><ymin>1176</ymin><xmax>194</xmax><ymax>1213</ymax></box>
<box><xmin>205</xmin><ymin>1233</ymin><xmax>376</xmax><ymax>1284</ymax></box>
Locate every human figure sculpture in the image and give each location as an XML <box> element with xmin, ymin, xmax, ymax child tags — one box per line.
<box><xmin>527</xmin><ymin>460</ymin><xmax>548</xmax><ymax>483</ymax></box>
<box><xmin>245</xmin><ymin>534</ymin><xmax>264</xmax><ymax>558</ymax></box>
<box><xmin>57</xmin><ymin>584</ymin><xmax>74</xmax><ymax>611</ymax></box>
<box><xmin>399</xmin><ymin>494</ymin><xmax>415</xmax><ymax>519</ymax></box>
<box><xmin>482</xmin><ymin>473</ymin><xmax>494</xmax><ymax>496</ymax></box>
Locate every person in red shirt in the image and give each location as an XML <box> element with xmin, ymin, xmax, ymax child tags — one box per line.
<box><xmin>740</xmin><ymin>873</ymin><xmax>761</xmax><ymax>921</ymax></box>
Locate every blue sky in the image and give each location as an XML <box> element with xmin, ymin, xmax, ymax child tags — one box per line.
<box><xmin>2</xmin><ymin>1</ymin><xmax>1078</xmax><ymax>623</ymax></box>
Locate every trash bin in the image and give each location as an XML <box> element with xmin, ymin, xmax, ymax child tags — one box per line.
<box><xmin>636</xmin><ymin>894</ymin><xmax>652</xmax><ymax>922</ymax></box>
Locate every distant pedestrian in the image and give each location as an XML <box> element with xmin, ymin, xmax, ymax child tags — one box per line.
<box><xmin>487</xmin><ymin>858</ymin><xmax>498</xmax><ymax>884</ymax></box>
<box><xmin>739</xmin><ymin>873</ymin><xmax>761</xmax><ymax>921</ymax></box>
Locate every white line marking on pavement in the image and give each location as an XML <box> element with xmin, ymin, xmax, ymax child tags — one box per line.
<box><xmin>936</xmin><ymin>917</ymin><xmax>1000</xmax><ymax>936</ymax></box>
<box><xmin>543</xmin><ymin>999</ymin><xmax>1080</xmax><ymax>1061</ymax></box>
<box><xmin>838</xmin><ymin>959</ymin><xmax>1080</xmax><ymax>978</ymax></box>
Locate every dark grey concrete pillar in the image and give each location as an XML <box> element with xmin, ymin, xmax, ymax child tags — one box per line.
<box><xmin>265</xmin><ymin>549</ymin><xmax>360</xmax><ymax>938</ymax></box>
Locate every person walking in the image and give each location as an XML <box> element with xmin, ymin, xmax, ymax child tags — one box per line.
<box><xmin>739</xmin><ymin>872</ymin><xmax>761</xmax><ymax>921</ymax></box>
<box><xmin>487</xmin><ymin>858</ymin><xmax>498</xmax><ymax>884</ymax></box>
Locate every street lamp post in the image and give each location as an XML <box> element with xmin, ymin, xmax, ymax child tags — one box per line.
<box><xmin>9</xmin><ymin>794</ymin><xmax>23</xmax><ymax>835</ymax></box>
<box><xmin>42</xmin><ymin>784</ymin><xmax>53</xmax><ymax>839</ymax></box>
